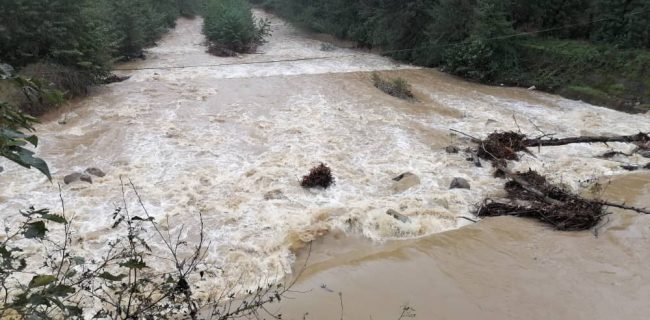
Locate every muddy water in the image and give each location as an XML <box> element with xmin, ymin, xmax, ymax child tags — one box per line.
<box><xmin>278</xmin><ymin>172</ymin><xmax>650</xmax><ymax>320</ymax></box>
<box><xmin>1</xmin><ymin>11</ymin><xmax>650</xmax><ymax>315</ymax></box>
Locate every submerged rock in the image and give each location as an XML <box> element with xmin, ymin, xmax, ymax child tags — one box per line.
<box><xmin>64</xmin><ymin>173</ymin><xmax>93</xmax><ymax>185</ymax></box>
<box><xmin>85</xmin><ymin>167</ymin><xmax>106</xmax><ymax>177</ymax></box>
<box><xmin>450</xmin><ymin>177</ymin><xmax>470</xmax><ymax>189</ymax></box>
<box><xmin>391</xmin><ymin>172</ymin><xmax>420</xmax><ymax>193</ymax></box>
<box><xmin>445</xmin><ymin>145</ymin><xmax>460</xmax><ymax>154</ymax></box>
<box><xmin>0</xmin><ymin>166</ymin><xmax>3</xmax><ymax>173</ymax></box>
<box><xmin>386</xmin><ymin>209</ymin><xmax>410</xmax><ymax>223</ymax></box>
<box><xmin>264</xmin><ymin>189</ymin><xmax>286</xmax><ymax>200</ymax></box>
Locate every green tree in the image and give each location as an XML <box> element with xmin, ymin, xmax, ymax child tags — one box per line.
<box><xmin>590</xmin><ymin>0</ymin><xmax>650</xmax><ymax>49</ymax></box>
<box><xmin>203</xmin><ymin>0</ymin><xmax>271</xmax><ymax>55</ymax></box>
<box><xmin>442</xmin><ymin>0</ymin><xmax>518</xmax><ymax>81</ymax></box>
<box><xmin>0</xmin><ymin>0</ymin><xmax>110</xmax><ymax>74</ymax></box>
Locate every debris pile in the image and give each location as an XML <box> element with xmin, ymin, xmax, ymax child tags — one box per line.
<box><xmin>455</xmin><ymin>129</ymin><xmax>650</xmax><ymax>231</ymax></box>
<box><xmin>477</xmin><ymin>131</ymin><xmax>528</xmax><ymax>160</ymax></box>
<box><xmin>301</xmin><ymin>163</ymin><xmax>335</xmax><ymax>189</ymax></box>
<box><xmin>477</xmin><ymin>170</ymin><xmax>605</xmax><ymax>231</ymax></box>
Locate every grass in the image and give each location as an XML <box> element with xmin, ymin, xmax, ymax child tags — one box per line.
<box><xmin>513</xmin><ymin>38</ymin><xmax>650</xmax><ymax>113</ymax></box>
<box><xmin>371</xmin><ymin>72</ymin><xmax>415</xmax><ymax>100</ymax></box>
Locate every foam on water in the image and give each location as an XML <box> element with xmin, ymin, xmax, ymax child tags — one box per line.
<box><xmin>1</xmin><ymin>11</ymin><xmax>649</xmax><ymax>294</ymax></box>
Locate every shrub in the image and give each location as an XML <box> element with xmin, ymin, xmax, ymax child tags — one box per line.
<box><xmin>0</xmin><ymin>182</ymin><xmax>297</xmax><ymax>319</ymax></box>
<box><xmin>203</xmin><ymin>0</ymin><xmax>271</xmax><ymax>56</ymax></box>
<box><xmin>371</xmin><ymin>72</ymin><xmax>414</xmax><ymax>100</ymax></box>
<box><xmin>20</xmin><ymin>63</ymin><xmax>95</xmax><ymax>98</ymax></box>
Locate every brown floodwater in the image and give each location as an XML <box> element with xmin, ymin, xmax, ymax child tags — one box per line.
<box><xmin>1</xmin><ymin>10</ymin><xmax>650</xmax><ymax>319</ymax></box>
<box><xmin>277</xmin><ymin>173</ymin><xmax>650</xmax><ymax>320</ymax></box>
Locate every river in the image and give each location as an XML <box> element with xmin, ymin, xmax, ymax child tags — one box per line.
<box><xmin>1</xmin><ymin>11</ymin><xmax>650</xmax><ymax>319</ymax></box>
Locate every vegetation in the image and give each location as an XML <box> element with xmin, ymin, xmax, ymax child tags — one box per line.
<box><xmin>257</xmin><ymin>0</ymin><xmax>650</xmax><ymax>112</ymax></box>
<box><xmin>371</xmin><ymin>72</ymin><xmax>414</xmax><ymax>100</ymax></box>
<box><xmin>0</xmin><ymin>66</ymin><xmax>57</xmax><ymax>179</ymax></box>
<box><xmin>203</xmin><ymin>0</ymin><xmax>271</xmax><ymax>56</ymax></box>
<box><xmin>0</xmin><ymin>180</ymin><xmax>297</xmax><ymax>319</ymax></box>
<box><xmin>0</xmin><ymin>0</ymin><xmax>202</xmax><ymax>113</ymax></box>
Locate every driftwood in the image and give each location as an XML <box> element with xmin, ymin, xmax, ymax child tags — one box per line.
<box><xmin>597</xmin><ymin>201</ymin><xmax>650</xmax><ymax>215</ymax></box>
<box><xmin>522</xmin><ymin>133</ymin><xmax>650</xmax><ymax>148</ymax></box>
<box><xmin>451</xmin><ymin>129</ymin><xmax>650</xmax><ymax>231</ymax></box>
<box><xmin>476</xmin><ymin>164</ymin><xmax>650</xmax><ymax>231</ymax></box>
<box><xmin>467</xmin><ymin>130</ymin><xmax>650</xmax><ymax>161</ymax></box>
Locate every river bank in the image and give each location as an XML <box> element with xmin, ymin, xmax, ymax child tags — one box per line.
<box><xmin>255</xmin><ymin>2</ymin><xmax>650</xmax><ymax>114</ymax></box>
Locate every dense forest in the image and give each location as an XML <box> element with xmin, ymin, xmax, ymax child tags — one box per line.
<box><xmin>255</xmin><ymin>0</ymin><xmax>650</xmax><ymax>112</ymax></box>
<box><xmin>0</xmin><ymin>0</ymin><xmax>202</xmax><ymax>109</ymax></box>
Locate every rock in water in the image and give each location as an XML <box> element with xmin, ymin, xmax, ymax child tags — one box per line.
<box><xmin>79</xmin><ymin>174</ymin><xmax>93</xmax><ymax>184</ymax></box>
<box><xmin>64</xmin><ymin>173</ymin><xmax>93</xmax><ymax>185</ymax></box>
<box><xmin>0</xmin><ymin>166</ymin><xmax>3</xmax><ymax>173</ymax></box>
<box><xmin>445</xmin><ymin>145</ymin><xmax>459</xmax><ymax>154</ymax></box>
<box><xmin>638</xmin><ymin>150</ymin><xmax>650</xmax><ymax>158</ymax></box>
<box><xmin>64</xmin><ymin>173</ymin><xmax>81</xmax><ymax>184</ymax></box>
<box><xmin>450</xmin><ymin>177</ymin><xmax>470</xmax><ymax>189</ymax></box>
<box><xmin>392</xmin><ymin>172</ymin><xmax>420</xmax><ymax>193</ymax></box>
<box><xmin>386</xmin><ymin>209</ymin><xmax>410</xmax><ymax>223</ymax></box>
<box><xmin>85</xmin><ymin>167</ymin><xmax>106</xmax><ymax>177</ymax></box>
<box><xmin>264</xmin><ymin>189</ymin><xmax>286</xmax><ymax>200</ymax></box>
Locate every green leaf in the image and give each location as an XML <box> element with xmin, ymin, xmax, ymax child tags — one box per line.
<box><xmin>25</xmin><ymin>134</ymin><xmax>38</xmax><ymax>147</ymax></box>
<box><xmin>46</xmin><ymin>284</ymin><xmax>75</xmax><ymax>297</ymax></box>
<box><xmin>24</xmin><ymin>221</ymin><xmax>47</xmax><ymax>239</ymax></box>
<box><xmin>98</xmin><ymin>272</ymin><xmax>126</xmax><ymax>281</ymax></box>
<box><xmin>28</xmin><ymin>293</ymin><xmax>50</xmax><ymax>306</ymax></box>
<box><xmin>70</xmin><ymin>256</ymin><xmax>85</xmax><ymax>265</ymax></box>
<box><xmin>29</xmin><ymin>275</ymin><xmax>57</xmax><ymax>288</ymax></box>
<box><xmin>2</xmin><ymin>146</ymin><xmax>51</xmax><ymax>180</ymax></box>
<box><xmin>119</xmin><ymin>259</ymin><xmax>147</xmax><ymax>269</ymax></box>
<box><xmin>42</xmin><ymin>214</ymin><xmax>67</xmax><ymax>224</ymax></box>
<box><xmin>66</xmin><ymin>305</ymin><xmax>83</xmax><ymax>316</ymax></box>
<box><xmin>0</xmin><ymin>245</ymin><xmax>10</xmax><ymax>258</ymax></box>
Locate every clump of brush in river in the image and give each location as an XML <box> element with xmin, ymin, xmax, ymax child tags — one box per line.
<box><xmin>455</xmin><ymin>129</ymin><xmax>650</xmax><ymax>231</ymax></box>
<box><xmin>301</xmin><ymin>163</ymin><xmax>335</xmax><ymax>189</ymax></box>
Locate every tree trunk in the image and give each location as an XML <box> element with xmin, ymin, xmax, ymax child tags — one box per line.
<box><xmin>522</xmin><ymin>133</ymin><xmax>649</xmax><ymax>147</ymax></box>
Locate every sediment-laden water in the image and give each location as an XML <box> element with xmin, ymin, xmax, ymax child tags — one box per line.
<box><xmin>1</xmin><ymin>12</ymin><xmax>649</xmax><ymax>318</ymax></box>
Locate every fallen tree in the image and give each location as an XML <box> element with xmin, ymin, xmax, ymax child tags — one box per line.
<box><xmin>466</xmin><ymin>130</ymin><xmax>650</xmax><ymax>161</ymax></box>
<box><xmin>456</xmin><ymin>129</ymin><xmax>650</xmax><ymax>231</ymax></box>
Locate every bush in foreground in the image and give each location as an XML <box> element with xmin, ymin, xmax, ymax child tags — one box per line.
<box><xmin>0</xmin><ymin>182</ymin><xmax>293</xmax><ymax>320</ymax></box>
<box><xmin>203</xmin><ymin>0</ymin><xmax>271</xmax><ymax>56</ymax></box>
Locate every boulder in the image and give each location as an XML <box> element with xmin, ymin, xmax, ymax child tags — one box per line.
<box><xmin>85</xmin><ymin>167</ymin><xmax>106</xmax><ymax>177</ymax></box>
<box><xmin>445</xmin><ymin>145</ymin><xmax>459</xmax><ymax>154</ymax></box>
<box><xmin>64</xmin><ymin>173</ymin><xmax>92</xmax><ymax>185</ymax></box>
<box><xmin>391</xmin><ymin>172</ymin><xmax>420</xmax><ymax>193</ymax></box>
<box><xmin>450</xmin><ymin>177</ymin><xmax>470</xmax><ymax>190</ymax></box>
<box><xmin>386</xmin><ymin>209</ymin><xmax>410</xmax><ymax>223</ymax></box>
<box><xmin>638</xmin><ymin>150</ymin><xmax>650</xmax><ymax>158</ymax></box>
<box><xmin>264</xmin><ymin>189</ymin><xmax>286</xmax><ymax>200</ymax></box>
